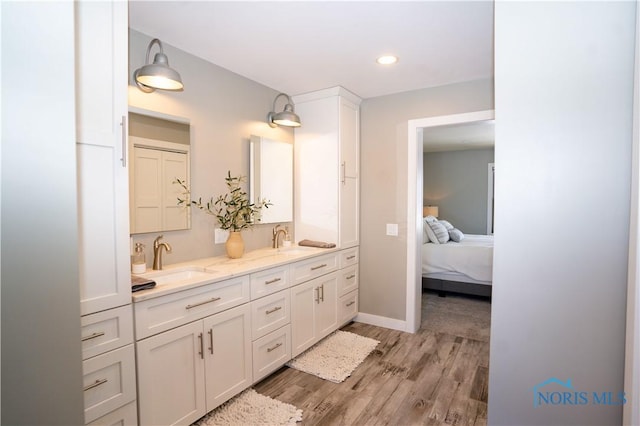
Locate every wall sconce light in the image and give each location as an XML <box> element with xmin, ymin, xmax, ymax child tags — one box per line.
<box><xmin>133</xmin><ymin>38</ymin><xmax>184</xmax><ymax>93</ymax></box>
<box><xmin>423</xmin><ymin>205</ymin><xmax>439</xmax><ymax>217</ymax></box>
<box><xmin>267</xmin><ymin>93</ymin><xmax>301</xmax><ymax>128</ymax></box>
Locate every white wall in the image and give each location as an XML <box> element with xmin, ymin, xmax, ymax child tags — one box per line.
<box><xmin>128</xmin><ymin>30</ymin><xmax>294</xmax><ymax>265</ymax></box>
<box><xmin>1</xmin><ymin>2</ymin><xmax>85</xmax><ymax>424</ymax></box>
<box><xmin>489</xmin><ymin>2</ymin><xmax>635</xmax><ymax>425</ymax></box>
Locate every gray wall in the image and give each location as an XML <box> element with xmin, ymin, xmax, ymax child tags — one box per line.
<box><xmin>1</xmin><ymin>2</ymin><xmax>85</xmax><ymax>424</ymax></box>
<box><xmin>489</xmin><ymin>2</ymin><xmax>634</xmax><ymax>425</ymax></box>
<box><xmin>423</xmin><ymin>148</ymin><xmax>494</xmax><ymax>234</ymax></box>
<box><xmin>129</xmin><ymin>30</ymin><xmax>294</xmax><ymax>265</ymax></box>
<box><xmin>360</xmin><ymin>79</ymin><xmax>494</xmax><ymax>321</ymax></box>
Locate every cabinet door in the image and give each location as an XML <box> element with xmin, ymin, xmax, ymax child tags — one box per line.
<box><xmin>315</xmin><ymin>272</ymin><xmax>338</xmax><ymax>340</ymax></box>
<box><xmin>339</xmin><ymin>175</ymin><xmax>359</xmax><ymax>248</ymax></box>
<box><xmin>339</xmin><ymin>98</ymin><xmax>359</xmax><ymax>178</ymax></box>
<box><xmin>290</xmin><ymin>280</ymin><xmax>318</xmax><ymax>357</ymax></box>
<box><xmin>136</xmin><ymin>322</ymin><xmax>205</xmax><ymax>426</ymax></box>
<box><xmin>76</xmin><ymin>0</ymin><xmax>130</xmax><ymax>315</ymax></box>
<box><xmin>203</xmin><ymin>304</ymin><xmax>252</xmax><ymax>411</ymax></box>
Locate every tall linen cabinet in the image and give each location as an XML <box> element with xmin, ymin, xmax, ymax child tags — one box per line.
<box><xmin>292</xmin><ymin>86</ymin><xmax>361</xmax><ymax>249</ymax></box>
<box><xmin>76</xmin><ymin>1</ymin><xmax>137</xmax><ymax>424</ymax></box>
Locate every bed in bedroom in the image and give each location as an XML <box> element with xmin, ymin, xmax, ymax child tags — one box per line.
<box><xmin>422</xmin><ymin>216</ymin><xmax>493</xmax><ymax>297</ymax></box>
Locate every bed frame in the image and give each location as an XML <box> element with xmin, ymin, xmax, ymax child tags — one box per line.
<box><xmin>422</xmin><ymin>276</ymin><xmax>492</xmax><ymax>298</ymax></box>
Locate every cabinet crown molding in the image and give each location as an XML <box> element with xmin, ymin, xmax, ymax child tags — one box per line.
<box><xmin>292</xmin><ymin>86</ymin><xmax>362</xmax><ymax>105</ymax></box>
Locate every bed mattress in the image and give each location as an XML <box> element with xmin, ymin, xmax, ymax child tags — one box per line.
<box><xmin>422</xmin><ymin>234</ymin><xmax>493</xmax><ymax>283</ymax></box>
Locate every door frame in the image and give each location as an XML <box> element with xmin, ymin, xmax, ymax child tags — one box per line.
<box><xmin>405</xmin><ymin>109</ymin><xmax>495</xmax><ymax>333</ymax></box>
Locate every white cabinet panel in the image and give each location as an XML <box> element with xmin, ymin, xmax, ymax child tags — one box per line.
<box><xmin>250</xmin><ymin>265</ymin><xmax>290</xmax><ymax>300</ymax></box>
<box><xmin>203</xmin><ymin>304</ymin><xmax>252</xmax><ymax>410</ymax></box>
<box><xmin>251</xmin><ymin>290</ymin><xmax>290</xmax><ymax>340</ymax></box>
<box><xmin>81</xmin><ymin>305</ymin><xmax>133</xmax><ymax>360</ymax></box>
<box><xmin>82</xmin><ymin>345</ymin><xmax>136</xmax><ymax>424</ymax></box>
<box><xmin>338</xmin><ymin>290</ymin><xmax>359</xmax><ymax>326</ymax></box>
<box><xmin>136</xmin><ymin>321</ymin><xmax>205</xmax><ymax>426</ymax></box>
<box><xmin>87</xmin><ymin>400</ymin><xmax>137</xmax><ymax>426</ymax></box>
<box><xmin>290</xmin><ymin>253</ymin><xmax>338</xmax><ymax>285</ymax></box>
<box><xmin>252</xmin><ymin>325</ymin><xmax>291</xmax><ymax>383</ymax></box>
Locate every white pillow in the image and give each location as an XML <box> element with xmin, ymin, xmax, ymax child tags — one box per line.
<box><xmin>424</xmin><ymin>215</ymin><xmax>438</xmax><ymax>223</ymax></box>
<box><xmin>438</xmin><ymin>219</ymin><xmax>454</xmax><ymax>230</ymax></box>
<box><xmin>427</xmin><ymin>221</ymin><xmax>450</xmax><ymax>244</ymax></box>
<box><xmin>423</xmin><ymin>224</ymin><xmax>431</xmax><ymax>243</ymax></box>
<box><xmin>449</xmin><ymin>228</ymin><xmax>465</xmax><ymax>242</ymax></box>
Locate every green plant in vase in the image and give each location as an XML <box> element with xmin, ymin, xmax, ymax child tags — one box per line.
<box><xmin>175</xmin><ymin>171</ymin><xmax>271</xmax><ymax>258</ymax></box>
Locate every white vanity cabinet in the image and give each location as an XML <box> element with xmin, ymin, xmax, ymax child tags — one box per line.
<box><xmin>75</xmin><ymin>1</ymin><xmax>136</xmax><ymax>424</ymax></box>
<box><xmin>338</xmin><ymin>247</ymin><xmax>360</xmax><ymax>326</ymax></box>
<box><xmin>136</xmin><ymin>303</ymin><xmax>252</xmax><ymax>426</ymax></box>
<box><xmin>290</xmin><ymin>272</ymin><xmax>339</xmax><ymax>357</ymax></box>
<box><xmin>293</xmin><ymin>86</ymin><xmax>361</xmax><ymax>249</ymax></box>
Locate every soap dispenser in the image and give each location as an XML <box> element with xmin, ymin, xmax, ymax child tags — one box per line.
<box><xmin>131</xmin><ymin>243</ymin><xmax>146</xmax><ymax>274</ymax></box>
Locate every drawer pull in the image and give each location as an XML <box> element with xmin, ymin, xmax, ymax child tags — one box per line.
<box><xmin>186</xmin><ymin>297</ymin><xmax>221</xmax><ymax>310</ymax></box>
<box><xmin>266</xmin><ymin>306</ymin><xmax>282</xmax><ymax>315</ymax></box>
<box><xmin>208</xmin><ymin>329</ymin><xmax>214</xmax><ymax>355</ymax></box>
<box><xmin>83</xmin><ymin>378</ymin><xmax>108</xmax><ymax>392</ymax></box>
<box><xmin>347</xmin><ymin>255</ymin><xmax>356</xmax><ymax>260</ymax></box>
<box><xmin>346</xmin><ymin>301</ymin><xmax>356</xmax><ymax>307</ymax></box>
<box><xmin>267</xmin><ymin>342</ymin><xmax>283</xmax><ymax>353</ymax></box>
<box><xmin>346</xmin><ymin>274</ymin><xmax>356</xmax><ymax>280</ymax></box>
<box><xmin>311</xmin><ymin>263</ymin><xmax>327</xmax><ymax>271</ymax></box>
<box><xmin>81</xmin><ymin>331</ymin><xmax>105</xmax><ymax>342</ymax></box>
<box><xmin>265</xmin><ymin>277</ymin><xmax>282</xmax><ymax>285</ymax></box>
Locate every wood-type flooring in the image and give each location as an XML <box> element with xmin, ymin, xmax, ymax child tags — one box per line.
<box><xmin>254</xmin><ymin>291</ymin><xmax>491</xmax><ymax>425</ymax></box>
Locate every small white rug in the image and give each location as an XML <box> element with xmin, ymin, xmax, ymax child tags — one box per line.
<box><xmin>194</xmin><ymin>388</ymin><xmax>302</xmax><ymax>426</ymax></box>
<box><xmin>286</xmin><ymin>330</ymin><xmax>380</xmax><ymax>383</ymax></box>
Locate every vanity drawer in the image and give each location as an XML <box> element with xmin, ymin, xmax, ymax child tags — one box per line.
<box><xmin>83</xmin><ymin>344</ymin><xmax>136</xmax><ymax>424</ymax></box>
<box><xmin>87</xmin><ymin>400</ymin><xmax>137</xmax><ymax>426</ymax></box>
<box><xmin>250</xmin><ymin>265</ymin><xmax>290</xmax><ymax>300</ymax></box>
<box><xmin>339</xmin><ymin>247</ymin><xmax>359</xmax><ymax>268</ymax></box>
<box><xmin>134</xmin><ymin>276</ymin><xmax>250</xmax><ymax>339</ymax></box>
<box><xmin>338</xmin><ymin>265</ymin><xmax>358</xmax><ymax>297</ymax></box>
<box><xmin>338</xmin><ymin>290</ymin><xmax>358</xmax><ymax>326</ymax></box>
<box><xmin>252</xmin><ymin>325</ymin><xmax>291</xmax><ymax>383</ymax></box>
<box><xmin>81</xmin><ymin>305</ymin><xmax>134</xmax><ymax>360</ymax></box>
<box><xmin>290</xmin><ymin>253</ymin><xmax>338</xmax><ymax>285</ymax></box>
<box><xmin>251</xmin><ymin>290</ymin><xmax>290</xmax><ymax>340</ymax></box>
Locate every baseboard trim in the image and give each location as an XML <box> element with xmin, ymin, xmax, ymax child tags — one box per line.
<box><xmin>354</xmin><ymin>312</ymin><xmax>408</xmax><ymax>332</ymax></box>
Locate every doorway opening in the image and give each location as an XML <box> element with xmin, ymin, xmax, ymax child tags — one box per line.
<box><xmin>405</xmin><ymin>109</ymin><xmax>495</xmax><ymax>332</ymax></box>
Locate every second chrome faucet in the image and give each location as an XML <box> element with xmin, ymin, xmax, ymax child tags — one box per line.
<box><xmin>153</xmin><ymin>235</ymin><xmax>172</xmax><ymax>270</ymax></box>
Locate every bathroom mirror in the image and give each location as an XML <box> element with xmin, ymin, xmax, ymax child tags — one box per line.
<box><xmin>128</xmin><ymin>108</ymin><xmax>191</xmax><ymax>234</ymax></box>
<box><xmin>249</xmin><ymin>135</ymin><xmax>293</xmax><ymax>224</ymax></box>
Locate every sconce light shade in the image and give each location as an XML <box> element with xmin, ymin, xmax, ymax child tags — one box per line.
<box><xmin>423</xmin><ymin>205</ymin><xmax>439</xmax><ymax>217</ymax></box>
<box><xmin>134</xmin><ymin>38</ymin><xmax>183</xmax><ymax>93</ymax></box>
<box><xmin>268</xmin><ymin>93</ymin><xmax>301</xmax><ymax>128</ymax></box>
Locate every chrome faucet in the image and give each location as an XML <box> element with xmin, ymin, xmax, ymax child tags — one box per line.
<box><xmin>272</xmin><ymin>225</ymin><xmax>289</xmax><ymax>249</ymax></box>
<box><xmin>153</xmin><ymin>235</ymin><xmax>172</xmax><ymax>270</ymax></box>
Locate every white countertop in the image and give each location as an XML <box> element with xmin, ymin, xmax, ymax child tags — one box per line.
<box><xmin>131</xmin><ymin>245</ymin><xmax>338</xmax><ymax>302</ymax></box>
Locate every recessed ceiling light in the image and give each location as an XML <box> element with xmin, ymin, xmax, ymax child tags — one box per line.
<box><xmin>376</xmin><ymin>55</ymin><xmax>398</xmax><ymax>65</ymax></box>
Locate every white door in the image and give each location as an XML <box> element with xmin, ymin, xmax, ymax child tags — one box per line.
<box><xmin>76</xmin><ymin>0</ymin><xmax>130</xmax><ymax>315</ymax></box>
<box><xmin>290</xmin><ymin>280</ymin><xmax>318</xmax><ymax>357</ymax></box>
<box><xmin>136</xmin><ymin>322</ymin><xmax>206</xmax><ymax>426</ymax></box>
<box><xmin>203</xmin><ymin>304</ymin><xmax>252</xmax><ymax>411</ymax></box>
<box><xmin>315</xmin><ymin>272</ymin><xmax>339</xmax><ymax>340</ymax></box>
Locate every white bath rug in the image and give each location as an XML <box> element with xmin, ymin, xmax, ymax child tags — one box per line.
<box><xmin>286</xmin><ymin>330</ymin><xmax>380</xmax><ymax>383</ymax></box>
<box><xmin>194</xmin><ymin>388</ymin><xmax>302</xmax><ymax>426</ymax></box>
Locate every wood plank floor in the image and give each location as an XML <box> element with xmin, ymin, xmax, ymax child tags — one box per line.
<box><xmin>254</xmin><ymin>291</ymin><xmax>491</xmax><ymax>426</ymax></box>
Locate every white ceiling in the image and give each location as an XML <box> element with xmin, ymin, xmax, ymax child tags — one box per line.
<box><xmin>128</xmin><ymin>1</ymin><xmax>495</xmax><ymax>100</ymax></box>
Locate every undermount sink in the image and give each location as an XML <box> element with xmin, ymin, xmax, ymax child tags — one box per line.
<box><xmin>142</xmin><ymin>267</ymin><xmax>218</xmax><ymax>286</ymax></box>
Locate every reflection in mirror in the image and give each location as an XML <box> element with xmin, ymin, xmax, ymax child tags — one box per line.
<box><xmin>249</xmin><ymin>135</ymin><xmax>293</xmax><ymax>224</ymax></box>
<box><xmin>129</xmin><ymin>109</ymin><xmax>191</xmax><ymax>234</ymax></box>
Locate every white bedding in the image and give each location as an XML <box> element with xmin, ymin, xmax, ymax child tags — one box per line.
<box><xmin>422</xmin><ymin>234</ymin><xmax>494</xmax><ymax>283</ymax></box>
